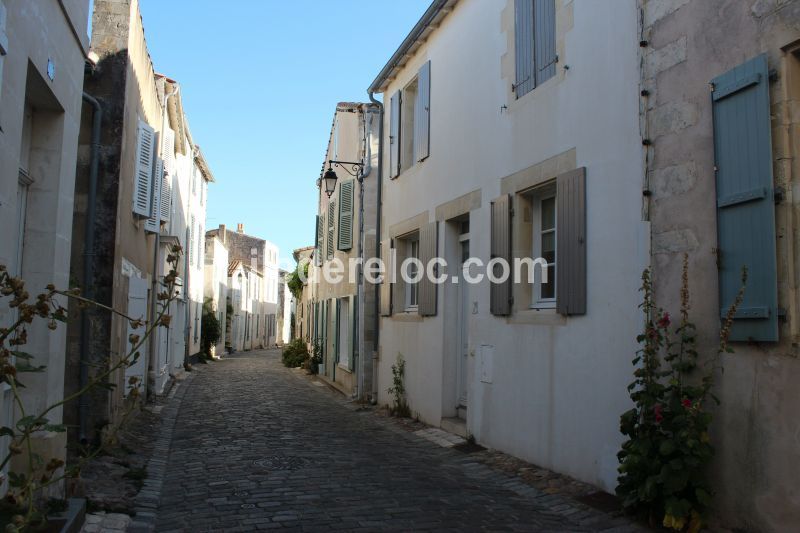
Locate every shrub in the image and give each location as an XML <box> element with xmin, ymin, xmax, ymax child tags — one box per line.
<box><xmin>200</xmin><ymin>299</ymin><xmax>221</xmax><ymax>358</ymax></box>
<box><xmin>388</xmin><ymin>354</ymin><xmax>410</xmax><ymax>418</ymax></box>
<box><xmin>282</xmin><ymin>338</ymin><xmax>309</xmax><ymax>368</ymax></box>
<box><xmin>617</xmin><ymin>255</ymin><xmax>746</xmax><ymax>531</ymax></box>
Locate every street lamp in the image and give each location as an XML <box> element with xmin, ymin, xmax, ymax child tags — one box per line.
<box><xmin>321</xmin><ymin>160</ymin><xmax>365</xmax><ymax>198</ymax></box>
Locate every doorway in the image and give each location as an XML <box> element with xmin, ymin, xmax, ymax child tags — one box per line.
<box><xmin>456</xmin><ymin>221</ymin><xmax>470</xmax><ymax>418</ymax></box>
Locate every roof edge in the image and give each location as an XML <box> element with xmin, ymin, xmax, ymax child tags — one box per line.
<box><xmin>367</xmin><ymin>0</ymin><xmax>456</xmax><ymax>94</ymax></box>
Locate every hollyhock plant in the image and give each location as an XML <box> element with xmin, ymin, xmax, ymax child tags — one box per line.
<box><xmin>617</xmin><ymin>254</ymin><xmax>747</xmax><ymax>531</ymax></box>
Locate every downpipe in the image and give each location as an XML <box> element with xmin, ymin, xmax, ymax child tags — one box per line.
<box><xmin>368</xmin><ymin>91</ymin><xmax>384</xmax><ymax>405</ymax></box>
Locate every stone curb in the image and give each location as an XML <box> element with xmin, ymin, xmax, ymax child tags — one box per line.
<box><xmin>126</xmin><ymin>370</ymin><xmax>197</xmax><ymax>533</ymax></box>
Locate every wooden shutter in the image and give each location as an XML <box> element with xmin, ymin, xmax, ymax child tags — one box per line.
<box><xmin>160</xmin><ymin>128</ymin><xmax>175</xmax><ymax>222</ymax></box>
<box><xmin>380</xmin><ymin>239</ymin><xmax>393</xmax><ymax>316</ymax></box>
<box><xmin>327</xmin><ymin>201</ymin><xmax>335</xmax><ymax>260</ymax></box>
<box><xmin>133</xmin><ymin>121</ymin><xmax>155</xmax><ymax>217</ymax></box>
<box><xmin>315</xmin><ymin>214</ymin><xmax>323</xmax><ymax>266</ymax></box>
<box><xmin>534</xmin><ymin>0</ymin><xmax>556</xmax><ymax>86</ymax></box>
<box><xmin>556</xmin><ymin>167</ymin><xmax>587</xmax><ymax>316</ymax></box>
<box><xmin>393</xmin><ymin>239</ymin><xmax>406</xmax><ymax>314</ymax></box>
<box><xmin>389</xmin><ymin>91</ymin><xmax>401</xmax><ymax>178</ymax></box>
<box><xmin>418</xmin><ymin>221</ymin><xmax>438</xmax><ymax>316</ymax></box>
<box><xmin>338</xmin><ymin>179</ymin><xmax>354</xmax><ymax>251</ymax></box>
<box><xmin>124</xmin><ymin>276</ymin><xmax>148</xmax><ymax>394</ymax></box>
<box><xmin>145</xmin><ymin>157</ymin><xmax>163</xmax><ymax>233</ymax></box>
<box><xmin>712</xmin><ymin>54</ymin><xmax>778</xmax><ymax>342</ymax></box>
<box><xmin>514</xmin><ymin>0</ymin><xmax>535</xmax><ymax>98</ymax></box>
<box><xmin>490</xmin><ymin>194</ymin><xmax>512</xmax><ymax>315</ymax></box>
<box><xmin>415</xmin><ymin>61</ymin><xmax>431</xmax><ymax>162</ymax></box>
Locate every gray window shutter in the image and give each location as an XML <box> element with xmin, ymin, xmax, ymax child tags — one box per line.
<box><xmin>534</xmin><ymin>0</ymin><xmax>556</xmax><ymax>86</ymax></box>
<box><xmin>712</xmin><ymin>54</ymin><xmax>778</xmax><ymax>342</ymax></box>
<box><xmin>333</xmin><ymin>298</ymin><xmax>339</xmax><ymax>364</ymax></box>
<box><xmin>133</xmin><ymin>121</ymin><xmax>155</xmax><ymax>217</ymax></box>
<box><xmin>389</xmin><ymin>91</ymin><xmax>401</xmax><ymax>178</ymax></box>
<box><xmin>314</xmin><ymin>214</ymin><xmax>323</xmax><ymax>266</ymax></box>
<box><xmin>338</xmin><ymin>179</ymin><xmax>354</xmax><ymax>251</ymax></box>
<box><xmin>415</xmin><ymin>61</ymin><xmax>431</xmax><ymax>162</ymax></box>
<box><xmin>418</xmin><ymin>221</ymin><xmax>438</xmax><ymax>316</ymax></box>
<box><xmin>514</xmin><ymin>0</ymin><xmax>534</xmax><ymax>98</ymax></box>
<box><xmin>380</xmin><ymin>239</ymin><xmax>393</xmax><ymax>316</ymax></box>
<box><xmin>490</xmin><ymin>194</ymin><xmax>512</xmax><ymax>315</ymax></box>
<box><xmin>392</xmin><ymin>238</ymin><xmax>406</xmax><ymax>314</ymax></box>
<box><xmin>556</xmin><ymin>167</ymin><xmax>586</xmax><ymax>316</ymax></box>
<box><xmin>327</xmin><ymin>201</ymin><xmax>335</xmax><ymax>260</ymax></box>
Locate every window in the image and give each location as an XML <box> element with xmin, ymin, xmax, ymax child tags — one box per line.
<box><xmin>529</xmin><ymin>183</ymin><xmax>556</xmax><ymax>308</ymax></box>
<box><xmin>389</xmin><ymin>61</ymin><xmax>431</xmax><ymax>177</ymax></box>
<box><xmin>405</xmin><ymin>237</ymin><xmax>420</xmax><ymax>310</ymax></box>
<box><xmin>514</xmin><ymin>0</ymin><xmax>556</xmax><ymax>99</ymax></box>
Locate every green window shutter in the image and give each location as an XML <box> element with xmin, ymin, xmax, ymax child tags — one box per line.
<box><xmin>349</xmin><ymin>294</ymin><xmax>357</xmax><ymax>371</ymax></box>
<box><xmin>534</xmin><ymin>0</ymin><xmax>556</xmax><ymax>86</ymax></box>
<box><xmin>415</xmin><ymin>61</ymin><xmax>431</xmax><ymax>162</ymax></box>
<box><xmin>380</xmin><ymin>239</ymin><xmax>393</xmax><ymax>316</ymax></box>
<box><xmin>333</xmin><ymin>298</ymin><xmax>340</xmax><ymax>364</ymax></box>
<box><xmin>556</xmin><ymin>167</ymin><xmax>587</xmax><ymax>316</ymax></box>
<box><xmin>389</xmin><ymin>91</ymin><xmax>401</xmax><ymax>178</ymax></box>
<box><xmin>418</xmin><ymin>221</ymin><xmax>438</xmax><ymax>316</ymax></box>
<box><xmin>338</xmin><ymin>180</ymin><xmax>354</xmax><ymax>251</ymax></box>
<box><xmin>327</xmin><ymin>201</ymin><xmax>335</xmax><ymax>260</ymax></box>
<box><xmin>314</xmin><ymin>214</ymin><xmax>323</xmax><ymax>266</ymax></box>
<box><xmin>514</xmin><ymin>0</ymin><xmax>534</xmax><ymax>98</ymax></box>
<box><xmin>712</xmin><ymin>54</ymin><xmax>778</xmax><ymax>342</ymax></box>
<box><xmin>490</xmin><ymin>194</ymin><xmax>512</xmax><ymax>315</ymax></box>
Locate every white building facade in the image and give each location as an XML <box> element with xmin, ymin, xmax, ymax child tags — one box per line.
<box><xmin>371</xmin><ymin>0</ymin><xmax>646</xmax><ymax>492</ymax></box>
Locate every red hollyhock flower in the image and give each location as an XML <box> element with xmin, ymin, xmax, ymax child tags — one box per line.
<box><xmin>657</xmin><ymin>312</ymin><xmax>671</xmax><ymax>329</ymax></box>
<box><xmin>654</xmin><ymin>403</ymin><xmax>664</xmax><ymax>423</ymax></box>
<box><xmin>682</xmin><ymin>398</ymin><xmax>692</xmax><ymax>409</ymax></box>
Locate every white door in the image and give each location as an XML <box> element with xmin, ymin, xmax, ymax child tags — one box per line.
<box><xmin>456</xmin><ymin>237</ymin><xmax>470</xmax><ymax>410</ymax></box>
<box><xmin>124</xmin><ymin>276</ymin><xmax>149</xmax><ymax>395</ymax></box>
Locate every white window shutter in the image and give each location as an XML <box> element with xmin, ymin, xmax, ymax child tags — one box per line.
<box><xmin>160</xmin><ymin>128</ymin><xmax>175</xmax><ymax>222</ymax></box>
<box><xmin>133</xmin><ymin>121</ymin><xmax>155</xmax><ymax>217</ymax></box>
<box><xmin>145</xmin><ymin>157</ymin><xmax>163</xmax><ymax>233</ymax></box>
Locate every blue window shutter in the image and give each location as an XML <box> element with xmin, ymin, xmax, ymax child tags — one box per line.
<box><xmin>712</xmin><ymin>54</ymin><xmax>778</xmax><ymax>342</ymax></box>
<box><xmin>389</xmin><ymin>91</ymin><xmax>401</xmax><ymax>178</ymax></box>
<box><xmin>534</xmin><ymin>0</ymin><xmax>556</xmax><ymax>86</ymax></box>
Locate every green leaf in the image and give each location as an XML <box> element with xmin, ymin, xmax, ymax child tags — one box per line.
<box><xmin>659</xmin><ymin>440</ymin><xmax>675</xmax><ymax>456</ymax></box>
<box><xmin>9</xmin><ymin>351</ymin><xmax>33</xmax><ymax>360</ymax></box>
<box><xmin>16</xmin><ymin>415</ymin><xmax>39</xmax><ymax>430</ymax></box>
<box><xmin>0</xmin><ymin>426</ymin><xmax>14</xmax><ymax>437</ymax></box>
<box><xmin>16</xmin><ymin>361</ymin><xmax>46</xmax><ymax>373</ymax></box>
<box><xmin>695</xmin><ymin>488</ymin><xmax>711</xmax><ymax>506</ymax></box>
<box><xmin>43</xmin><ymin>424</ymin><xmax>67</xmax><ymax>433</ymax></box>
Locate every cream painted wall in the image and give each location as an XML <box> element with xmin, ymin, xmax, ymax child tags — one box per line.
<box><xmin>376</xmin><ymin>0</ymin><xmax>645</xmax><ymax>491</ymax></box>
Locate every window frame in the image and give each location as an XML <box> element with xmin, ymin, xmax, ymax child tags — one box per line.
<box><xmin>405</xmin><ymin>236</ymin><xmax>420</xmax><ymax>311</ymax></box>
<box><xmin>527</xmin><ymin>182</ymin><xmax>557</xmax><ymax>309</ymax></box>
<box><xmin>399</xmin><ymin>76</ymin><xmax>419</xmax><ymax>175</ymax></box>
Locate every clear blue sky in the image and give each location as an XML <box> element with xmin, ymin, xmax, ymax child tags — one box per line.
<box><xmin>138</xmin><ymin>1</ymin><xmax>431</xmax><ymax>271</ymax></box>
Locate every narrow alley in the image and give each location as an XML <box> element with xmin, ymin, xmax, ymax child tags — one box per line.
<box><xmin>147</xmin><ymin>350</ymin><xmax>631</xmax><ymax>531</ymax></box>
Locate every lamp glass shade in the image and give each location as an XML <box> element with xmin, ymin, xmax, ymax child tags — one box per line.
<box><xmin>323</xmin><ymin>168</ymin><xmax>338</xmax><ymax>197</ymax></box>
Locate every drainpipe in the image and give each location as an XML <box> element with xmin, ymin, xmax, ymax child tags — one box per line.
<box><xmin>148</xmin><ymin>84</ymin><xmax>179</xmax><ymax>396</ymax></box>
<box><xmin>78</xmin><ymin>91</ymin><xmax>102</xmax><ymax>444</ymax></box>
<box><xmin>354</xmin><ymin>107</ymin><xmax>370</xmax><ymax>400</ymax></box>
<box><xmin>367</xmin><ymin>91</ymin><xmax>384</xmax><ymax>405</ymax></box>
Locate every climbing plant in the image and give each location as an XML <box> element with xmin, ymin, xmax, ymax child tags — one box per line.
<box><xmin>200</xmin><ymin>298</ymin><xmax>221</xmax><ymax>359</ymax></box>
<box><xmin>0</xmin><ymin>246</ymin><xmax>183</xmax><ymax>531</ymax></box>
<box><xmin>388</xmin><ymin>354</ymin><xmax>410</xmax><ymax>418</ymax></box>
<box><xmin>287</xmin><ymin>262</ymin><xmax>308</xmax><ymax>300</ymax></box>
<box><xmin>617</xmin><ymin>254</ymin><xmax>746</xmax><ymax>531</ymax></box>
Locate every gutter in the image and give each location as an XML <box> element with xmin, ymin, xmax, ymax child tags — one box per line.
<box><xmin>78</xmin><ymin>90</ymin><xmax>102</xmax><ymax>444</ymax></box>
<box><xmin>367</xmin><ymin>0</ymin><xmax>450</xmax><ymax>94</ymax></box>
<box><xmin>367</xmin><ymin>91</ymin><xmax>384</xmax><ymax>405</ymax></box>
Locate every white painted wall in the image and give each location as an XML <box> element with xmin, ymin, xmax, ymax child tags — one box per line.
<box><xmin>377</xmin><ymin>0</ymin><xmax>646</xmax><ymax>491</ymax></box>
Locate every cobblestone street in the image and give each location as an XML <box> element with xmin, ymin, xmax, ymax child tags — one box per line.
<box><xmin>141</xmin><ymin>349</ymin><xmax>640</xmax><ymax>532</ymax></box>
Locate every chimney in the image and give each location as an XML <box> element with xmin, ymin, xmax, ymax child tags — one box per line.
<box><xmin>237</xmin><ymin>223</ymin><xmax>244</xmax><ymax>234</ymax></box>
<box><xmin>219</xmin><ymin>224</ymin><xmax>226</xmax><ymax>244</ymax></box>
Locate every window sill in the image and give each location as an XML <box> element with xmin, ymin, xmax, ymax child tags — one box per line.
<box><xmin>390</xmin><ymin>312</ymin><xmax>423</xmax><ymax>323</ymax></box>
<box><xmin>507</xmin><ymin>308</ymin><xmax>566</xmax><ymax>326</ymax></box>
<box><xmin>337</xmin><ymin>363</ymin><xmax>353</xmax><ymax>373</ymax></box>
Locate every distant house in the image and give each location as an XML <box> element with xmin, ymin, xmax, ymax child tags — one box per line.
<box><xmin>204</xmin><ymin>230</ymin><xmax>229</xmax><ymax>357</ymax></box>
<box><xmin>292</xmin><ymin>246</ymin><xmax>315</xmax><ymax>344</ymax></box>
<box><xmin>308</xmin><ymin>103</ymin><xmax>380</xmax><ymax>399</ymax></box>
<box><xmin>277</xmin><ymin>269</ymin><xmax>292</xmax><ymax>346</ymax></box>
<box><xmin>209</xmin><ymin>224</ymin><xmax>280</xmax><ymax>350</ymax></box>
